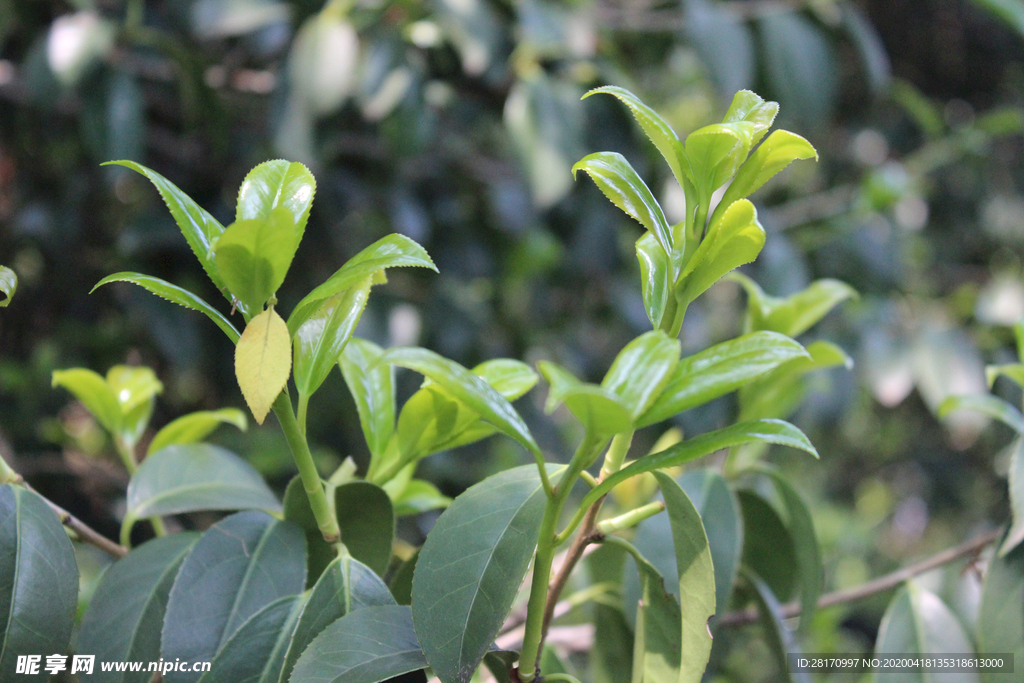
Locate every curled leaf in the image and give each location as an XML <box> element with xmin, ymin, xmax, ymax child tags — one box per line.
<box><xmin>0</xmin><ymin>266</ymin><xmax>16</xmax><ymax>307</ymax></box>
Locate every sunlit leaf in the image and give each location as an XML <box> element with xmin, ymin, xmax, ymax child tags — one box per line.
<box><xmin>52</xmin><ymin>368</ymin><xmax>121</xmax><ymax>434</ymax></box>
<box><xmin>293</xmin><ymin>279</ymin><xmax>371</xmax><ymax>399</ymax></box>
<box><xmin>235</xmin><ymin>308</ymin><xmax>292</xmax><ymax>425</ymax></box>
<box><xmin>987</xmin><ymin>363</ymin><xmax>1024</xmax><ymax>389</ymax></box>
<box><xmin>738</xmin><ymin>340</ymin><xmax>852</xmax><ymax>423</ymax></box>
<box><xmin>340</xmin><ymin>338</ymin><xmax>396</xmax><ymax>460</ymax></box>
<box><xmin>235</xmin><ymin>159</ymin><xmax>316</xmax><ymax>240</ymax></box>
<box><xmin>92</xmin><ymin>272</ymin><xmax>241</xmax><ymax>343</ymax></box>
<box><xmin>107</xmin><ymin>365</ymin><xmax>163</xmax><ymax>449</ymax></box>
<box><xmin>538</xmin><ymin>360</ymin><xmax>633</xmax><ymax>435</ymax></box>
<box><xmin>731</xmin><ymin>273</ymin><xmax>855</xmax><ymax>338</ymax></box>
<box><xmin>626</xmin><ymin>542</ymin><xmax>682</xmax><ymax>683</ymax></box>
<box><xmin>676</xmin><ymin>200</ymin><xmax>765</xmax><ymax>308</ymax></box>
<box><xmin>392</xmin><ymin>479</ymin><xmax>452</xmax><ymax>517</ymax></box>
<box><xmin>0</xmin><ymin>265</ymin><xmax>16</xmax><ymax>307</ymax></box>
<box><xmin>722</xmin><ymin>90</ymin><xmax>778</xmax><ymax>144</ymax></box>
<box><xmin>214</xmin><ymin>207</ymin><xmax>300</xmax><ymax>315</ymax></box>
<box><xmin>939</xmin><ymin>394</ymin><xmax>1024</xmax><ymax>434</ymax></box>
<box><xmin>682</xmin><ymin>122</ymin><xmax>756</xmax><ymax>200</ymax></box>
<box><xmin>471</xmin><ymin>358</ymin><xmax>539</xmax><ymax>401</ymax></box>
<box><xmin>636</xmin><ymin>233</ymin><xmax>675</xmax><ymax>330</ymax></box>
<box><xmin>147</xmin><ymin>409</ymin><xmax>248</xmax><ymax>456</ymax></box>
<box><xmin>716</xmin><ymin>130</ymin><xmax>817</xmax><ymax>220</ymax></box>
<box><xmin>602</xmin><ymin>331</ymin><xmax>680</xmax><ymax>421</ymax></box>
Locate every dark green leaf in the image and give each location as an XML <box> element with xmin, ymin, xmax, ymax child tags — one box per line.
<box><xmin>602</xmin><ymin>331</ymin><xmax>680</xmax><ymax>421</ymax></box>
<box><xmin>284</xmin><ymin>476</ymin><xmax>335</xmax><ymax>589</ymax></box>
<box><xmin>280</xmin><ymin>555</ymin><xmax>396</xmax><ymax>683</ymax></box>
<box><xmin>294</xmin><ymin>279</ymin><xmax>371</xmax><ymax>399</ymax></box>
<box><xmin>636</xmin><ymin>233</ymin><xmax>675</xmax><ymax>330</ymax></box>
<box><xmin>290</xmin><ymin>605</ymin><xmax>426</xmax><ymax>683</ymax></box>
<box><xmin>92</xmin><ymin>272</ymin><xmax>241</xmax><ymax>343</ymax></box>
<box><xmin>0</xmin><ymin>265</ymin><xmax>16</xmax><ymax>307</ymax></box>
<box><xmin>652</xmin><ymin>472</ymin><xmax>715</xmax><ymax>683</ymax></box>
<box><xmin>390</xmin><ymin>551</ymin><xmax>418</xmax><ymax>605</ymax></box>
<box><xmin>0</xmin><ymin>485</ymin><xmax>79</xmax><ymax>682</ymax></box>
<box><xmin>412</xmin><ymin>465</ymin><xmax>559</xmax><ymax>683</ymax></box>
<box><xmin>873</xmin><ymin>583</ymin><xmax>979</xmax><ymax>683</ymax></box>
<box><xmin>340</xmin><ymin>338</ymin><xmax>396</xmax><ymax>460</ymax></box>
<box><xmin>978</xmin><ymin>542</ymin><xmax>1024</xmax><ymax>683</ymax></box>
<box><xmin>591</xmin><ymin>603</ymin><xmax>634</xmax><ymax>683</ymax></box>
<box><xmin>383</xmin><ymin>347</ymin><xmax>540</xmax><ymax>457</ymax></box>
<box><xmin>972</xmin><ymin>0</ymin><xmax>1024</xmax><ymax>38</ymax></box>
<box><xmin>214</xmin><ymin>207</ymin><xmax>300</xmax><ymax>315</ymax></box>
<box><xmin>51</xmin><ymin>367</ymin><xmax>121</xmax><ymax>434</ymax></box>
<box><xmin>148</xmin><ymin>408</ymin><xmax>248</xmax><ymax>456</ymax></box>
<box><xmin>572</xmin><ymin>151</ymin><xmax>674</xmax><ymax>257</ymax></box>
<box><xmin>939</xmin><ymin>394</ymin><xmax>1024</xmax><ymax>434</ymax></box>
<box><xmin>124</xmin><ymin>444</ymin><xmax>281</xmax><ymax>536</ymax></box>
<box><xmin>626</xmin><ymin>543</ymin><xmax>682</xmax><ymax>683</ymax></box>
<box><xmin>162</xmin><ymin>511</ymin><xmax>306</xmax><ymax>683</ymax></box>
<box><xmin>842</xmin><ymin>5</ymin><xmax>891</xmax><ymax>96</ymax></box>
<box><xmin>678</xmin><ymin>470</ymin><xmax>743</xmax><ymax>620</ymax></box>
<box><xmin>676</xmin><ymin>200</ymin><xmax>765</xmax><ymax>308</ymax></box>
<box><xmin>753</xmin><ymin>467</ymin><xmax>821</xmax><ymax>635</ymax></box>
<box><xmin>79</xmin><ymin>534</ymin><xmax>200</xmax><ymax>683</ymax></box>
<box><xmin>685</xmin><ymin>1</ymin><xmax>755</xmax><ymax>99</ymax></box>
<box><xmin>197</xmin><ymin>595</ymin><xmax>303</xmax><ymax>683</ymax></box>
<box><xmin>288</xmin><ymin>235</ymin><xmax>436</xmax><ymax>334</ymax></box>
<box><xmin>538</xmin><ymin>360</ymin><xmax>633</xmax><ymax>435</ymax></box>
<box><xmin>584</xmin><ymin>86</ymin><xmax>688</xmax><ymax>191</ymax></box>
<box><xmin>579</xmin><ymin>420</ymin><xmax>817</xmax><ymax>514</ymax></box>
<box><xmin>639</xmin><ymin>331</ymin><xmax>807</xmax><ymax>426</ymax></box>
<box><xmin>738</xmin><ymin>491</ymin><xmax>798</xmax><ymax>602</ymax></box>
<box><xmin>743</xmin><ymin>570</ymin><xmax>810</xmax><ymax>683</ymax></box>
<box><xmin>1003</xmin><ymin>441</ymin><xmax>1024</xmax><ymax>555</ymax></box>
<box><xmin>335</xmin><ymin>481</ymin><xmax>395</xmax><ymax>576</ymax></box>
<box><xmin>104</xmin><ymin>161</ymin><xmax>228</xmax><ymax>298</ymax></box>
<box><xmin>236</xmin><ymin>160</ymin><xmax>316</xmax><ymax>242</ymax></box>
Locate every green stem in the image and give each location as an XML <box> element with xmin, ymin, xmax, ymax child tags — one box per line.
<box><xmin>273</xmin><ymin>392</ymin><xmax>341</xmax><ymax>544</ymax></box>
<box><xmin>0</xmin><ymin>453</ymin><xmax>20</xmax><ymax>485</ymax></box>
<box><xmin>297</xmin><ymin>392</ymin><xmax>310</xmax><ymax>437</ymax></box>
<box><xmin>115</xmin><ymin>437</ymin><xmax>166</xmax><ymax>538</ymax></box>
<box><xmin>599</xmin><ymin>431</ymin><xmax>634</xmax><ymax>479</ymax></box>
<box><xmin>596</xmin><ymin>501</ymin><xmax>665</xmax><ymax>535</ymax></box>
<box><xmin>543</xmin><ymin>675</ymin><xmax>584</xmax><ymax>683</ymax></box>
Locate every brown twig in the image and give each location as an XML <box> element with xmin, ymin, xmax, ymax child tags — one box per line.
<box><xmin>717</xmin><ymin>527</ymin><xmax>1002</xmax><ymax>627</ymax></box>
<box><xmin>21</xmin><ymin>480</ymin><xmax>129</xmax><ymax>558</ymax></box>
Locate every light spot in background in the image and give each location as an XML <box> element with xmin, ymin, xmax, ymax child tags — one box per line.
<box><xmin>0</xmin><ymin>60</ymin><xmax>13</xmax><ymax>86</ymax></box>
<box><xmin>661</xmin><ymin>179</ymin><xmax>687</xmax><ymax>225</ymax></box>
<box><xmin>389</xmin><ymin>304</ymin><xmax>422</xmax><ymax>348</ymax></box>
<box><xmin>976</xmin><ymin>273</ymin><xmax>1024</xmax><ymax>325</ymax></box>
<box><xmin>409</xmin><ymin>21</ymin><xmax>442</xmax><ymax>48</ymax></box>
<box><xmin>982</xmin><ymin>194</ymin><xmax>1024</xmax><ymax>243</ymax></box>
<box><xmin>892</xmin><ymin>495</ymin><xmax>928</xmax><ymax>542</ymax></box>
<box><xmin>894</xmin><ymin>195</ymin><xmax>928</xmax><ymax>231</ymax></box>
<box><xmin>852</xmin><ymin>129</ymin><xmax>888</xmax><ymax>166</ymax></box>
<box><xmin>47</xmin><ymin>11</ymin><xmax>114</xmax><ymax>86</ymax></box>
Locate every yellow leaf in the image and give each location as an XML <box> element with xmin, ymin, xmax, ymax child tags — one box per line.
<box><xmin>235</xmin><ymin>308</ymin><xmax>292</xmax><ymax>425</ymax></box>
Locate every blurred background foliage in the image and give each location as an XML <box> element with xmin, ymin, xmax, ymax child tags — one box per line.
<box><xmin>3</xmin><ymin>0</ymin><xmax>1024</xmax><ymax>676</ymax></box>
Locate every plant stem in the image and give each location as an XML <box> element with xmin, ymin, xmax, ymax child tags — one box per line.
<box><xmin>540</xmin><ymin>500</ymin><xmax>605</xmax><ymax>645</ymax></box>
<box><xmin>717</xmin><ymin>527</ymin><xmax>1002</xmax><ymax>626</ymax></box>
<box><xmin>596</xmin><ymin>500</ymin><xmax>665</xmax><ymax>535</ymax></box>
<box><xmin>115</xmin><ymin>436</ymin><xmax>166</xmax><ymax>537</ymax></box>
<box><xmin>273</xmin><ymin>392</ymin><xmax>341</xmax><ymax>544</ymax></box>
<box><xmin>599</xmin><ymin>431</ymin><xmax>633</xmax><ymax>479</ymax></box>
<box><xmin>296</xmin><ymin>392</ymin><xmax>310</xmax><ymax>437</ymax></box>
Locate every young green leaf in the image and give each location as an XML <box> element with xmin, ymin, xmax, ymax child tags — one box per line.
<box><xmin>676</xmin><ymin>199</ymin><xmax>766</xmax><ymax>308</ymax></box>
<box><xmin>0</xmin><ymin>485</ymin><xmax>79</xmax><ymax>682</ymax></box>
<box><xmin>197</xmin><ymin>595</ymin><xmax>304</xmax><ymax>683</ymax></box>
<box><xmin>652</xmin><ymin>472</ymin><xmax>715</xmax><ymax>683</ymax></box>
<box><xmin>340</xmin><ymin>338</ymin><xmax>396</xmax><ymax>459</ymax></box>
<box><xmin>161</xmin><ymin>512</ymin><xmax>307</xmax><ymax>683</ymax></box>
<box><xmin>0</xmin><ymin>265</ymin><xmax>16</xmax><ymax>307</ymax></box>
<box><xmin>572</xmin><ymin>151</ymin><xmax>674</xmax><ymax>257</ymax></box>
<box><xmin>638</xmin><ymin>331</ymin><xmax>808</xmax><ymax>427</ymax></box>
<box><xmin>293</xmin><ymin>279</ymin><xmax>371</xmax><ymax>399</ymax></box>
<box><xmin>636</xmin><ymin>233</ymin><xmax>675</xmax><ymax>330</ymax></box>
<box><xmin>731</xmin><ymin>273</ymin><xmax>856</xmax><ymax>337</ymax></box>
<box><xmin>682</xmin><ymin>121</ymin><xmax>756</xmax><ymax>200</ymax></box>
<box><xmin>721</xmin><ymin>90</ymin><xmax>779</xmax><ymax>145</ymax></box>
<box><xmin>236</xmin><ymin>160</ymin><xmax>316</xmax><ymax>241</ymax></box>
<box><xmin>335</xmin><ymin>481</ymin><xmax>395</xmax><ymax>576</ymax></box>
<box><xmin>147</xmin><ymin>408</ymin><xmax>248</xmax><ymax>456</ymax></box>
<box><xmin>390</xmin><ymin>552</ymin><xmax>418</xmax><ymax>605</ymax></box>
<box><xmin>382</xmin><ymin>347</ymin><xmax>541</xmax><ymax>458</ymax></box>
<box><xmin>584</xmin><ymin>86</ymin><xmax>688</xmax><ymax>191</ymax></box>
<box><xmin>290</xmin><ymin>605</ymin><xmax>427</xmax><ymax>683</ymax></box>
<box><xmin>78</xmin><ymin>534</ymin><xmax>200</xmax><ymax>683</ymax></box>
<box><xmin>107</xmin><ymin>365</ymin><xmax>163</xmax><ymax>450</ymax></box>
<box><xmin>472</xmin><ymin>358</ymin><xmax>539</xmax><ymax>400</ymax></box>
<box><xmin>743</xmin><ymin>570</ymin><xmax>810</xmax><ymax>683</ymax></box>
<box><xmin>872</xmin><ymin>583</ymin><xmax>979</xmax><ymax>683</ymax></box>
<box><xmin>214</xmin><ymin>207</ymin><xmax>300</xmax><ymax>315</ymax></box>
<box><xmin>392</xmin><ymin>479</ymin><xmax>452</xmax><ymax>517</ymax></box>
<box><xmin>1001</xmin><ymin>440</ymin><xmax>1024</xmax><ymax>556</ymax></box>
<box><xmin>715</xmin><ymin>130</ymin><xmax>817</xmax><ymax>221</ymax></box>
<box><xmin>52</xmin><ymin>368</ymin><xmax>122</xmax><ymax>434</ymax></box>
<box><xmin>978</xmin><ymin>542</ymin><xmax>1024</xmax><ymax>682</ymax></box>
<box><xmin>538</xmin><ymin>360</ymin><xmax>633</xmax><ymax>435</ymax></box>
<box><xmin>280</xmin><ymin>554</ymin><xmax>397</xmax><ymax>683</ymax></box>
<box><xmin>987</xmin><ymin>363</ymin><xmax>1024</xmax><ymax>389</ymax></box>
<box><xmin>753</xmin><ymin>466</ymin><xmax>822</xmax><ymax>635</ymax></box>
<box><xmin>412</xmin><ymin>465</ymin><xmax>560</xmax><ymax>683</ymax></box>
<box><xmin>104</xmin><ymin>161</ymin><xmax>228</xmax><ymax>298</ymax></box>
<box><xmin>739</xmin><ymin>491</ymin><xmax>799</xmax><ymax>602</ymax></box>
<box><xmin>939</xmin><ymin>394</ymin><xmax>1024</xmax><ymax>434</ymax></box>
<box><xmin>602</xmin><ymin>331</ymin><xmax>681</xmax><ymax>421</ymax></box>
<box><xmin>737</xmin><ymin>340</ymin><xmax>852</xmax><ymax>422</ymax></box>
<box><xmin>288</xmin><ymin>234</ymin><xmax>436</xmax><ymax>334</ymax></box>
<box><xmin>235</xmin><ymin>308</ymin><xmax>292</xmax><ymax>425</ymax></box>
<box><xmin>92</xmin><ymin>272</ymin><xmax>241</xmax><ymax>343</ymax></box>
<box><xmin>123</xmin><ymin>444</ymin><xmax>282</xmax><ymax>539</ymax></box>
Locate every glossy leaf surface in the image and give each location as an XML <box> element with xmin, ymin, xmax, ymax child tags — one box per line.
<box><xmin>602</xmin><ymin>331</ymin><xmax>680</xmax><ymax>421</ymax></box>
<box><xmin>280</xmin><ymin>555</ymin><xmax>396</xmax><ymax>683</ymax></box>
<box><xmin>335</xmin><ymin>481</ymin><xmax>395</xmax><ymax>576</ymax></box>
<box><xmin>683</xmin><ymin>121</ymin><xmax>755</xmax><ymax>199</ymax></box>
<box><xmin>148</xmin><ymin>408</ymin><xmax>248</xmax><ymax>456</ymax></box>
<box><xmin>412</xmin><ymin>465</ymin><xmax>558</xmax><ymax>683</ymax></box>
<box><xmin>737</xmin><ymin>340</ymin><xmax>852</xmax><ymax>422</ymax></box>
<box><xmin>636</xmin><ymin>233</ymin><xmax>674</xmax><ymax>330</ymax></box>
<box><xmin>0</xmin><ymin>485</ymin><xmax>79</xmax><ymax>682</ymax></box>
<box><xmin>214</xmin><ymin>207</ymin><xmax>300</xmax><ymax>315</ymax></box>
<box><xmin>79</xmin><ymin>534</ymin><xmax>200</xmax><ymax>683</ymax></box>
<box><xmin>732</xmin><ymin>274</ymin><xmax>855</xmax><ymax>338</ymax></box>
<box><xmin>161</xmin><ymin>512</ymin><xmax>306</xmax><ymax>683</ymax></box>
<box><xmin>639</xmin><ymin>331</ymin><xmax>807</xmax><ymax>426</ymax></box>
<box><xmin>290</xmin><ymin>605</ymin><xmax>426</xmax><ymax>683</ymax></box>
<box><xmin>235</xmin><ymin>308</ymin><xmax>292</xmax><ymax>425</ymax></box>
<box><xmin>125</xmin><ymin>444</ymin><xmax>280</xmax><ymax>533</ymax></box>
<box><xmin>572</xmin><ymin>151</ymin><xmax>674</xmax><ymax>256</ymax></box>
<box><xmin>51</xmin><ymin>367</ymin><xmax>121</xmax><ymax>433</ymax></box>
<box><xmin>294</xmin><ymin>280</ymin><xmax>371</xmax><ymax>399</ymax></box>
<box><xmin>539</xmin><ymin>360</ymin><xmax>633</xmax><ymax>435</ymax></box>
<box><xmin>340</xmin><ymin>338</ymin><xmax>396</xmax><ymax>459</ymax></box>
<box><xmin>679</xmin><ymin>470</ymin><xmax>743</xmax><ymax>619</ymax></box>
<box><xmin>92</xmin><ymin>272</ymin><xmax>241</xmax><ymax>342</ymax></box>
<box><xmin>717</xmin><ymin>130</ymin><xmax>817</xmax><ymax>214</ymax></box>
<box><xmin>722</xmin><ymin>90</ymin><xmax>778</xmax><ymax>144</ymax></box>
<box><xmin>236</xmin><ymin>160</ymin><xmax>316</xmax><ymax>239</ymax></box>
<box><xmin>676</xmin><ymin>200</ymin><xmax>765</xmax><ymax>307</ymax></box>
